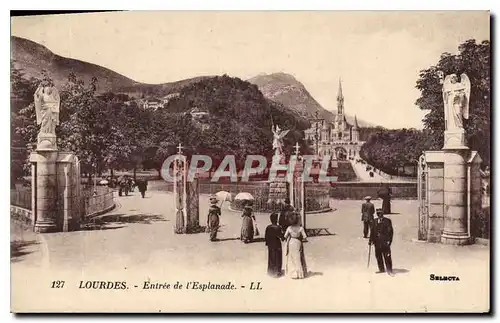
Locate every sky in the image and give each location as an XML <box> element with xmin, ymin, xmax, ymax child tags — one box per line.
<box><xmin>11</xmin><ymin>11</ymin><xmax>490</xmax><ymax>129</ymax></box>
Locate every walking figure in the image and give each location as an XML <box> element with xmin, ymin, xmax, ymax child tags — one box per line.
<box><xmin>207</xmin><ymin>196</ymin><xmax>221</xmax><ymax>242</ymax></box>
<box><xmin>265</xmin><ymin>213</ymin><xmax>284</xmax><ymax>278</ymax></box>
<box><xmin>284</xmin><ymin>213</ymin><xmax>308</xmax><ymax>279</ymax></box>
<box><xmin>361</xmin><ymin>196</ymin><xmax>375</xmax><ymax>238</ymax></box>
<box><xmin>378</xmin><ymin>184</ymin><xmax>392</xmax><ymax>214</ymax></box>
<box><xmin>137</xmin><ymin>179</ymin><xmax>148</xmax><ymax>198</ymax></box>
<box><xmin>369</xmin><ymin>208</ymin><xmax>395</xmax><ymax>276</ymax></box>
<box><xmin>279</xmin><ymin>198</ymin><xmax>294</xmax><ymax>234</ymax></box>
<box><xmin>240</xmin><ymin>202</ymin><xmax>255</xmax><ymax>243</ymax></box>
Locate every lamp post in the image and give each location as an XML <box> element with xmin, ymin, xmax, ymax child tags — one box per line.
<box><xmin>93</xmin><ymin>162</ymin><xmax>97</xmax><ymax>195</ymax></box>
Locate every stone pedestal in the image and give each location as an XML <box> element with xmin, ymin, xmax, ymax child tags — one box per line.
<box><xmin>441</xmin><ymin>148</ymin><xmax>471</xmax><ymax>245</ymax></box>
<box><xmin>37</xmin><ymin>133</ymin><xmax>58</xmax><ymax>151</ymax></box>
<box><xmin>30</xmin><ymin>150</ymin><xmax>58</xmax><ymax>233</ymax></box>
<box><xmin>444</xmin><ymin>130</ymin><xmax>468</xmax><ymax>150</ymax></box>
<box><xmin>418</xmin><ymin>149</ymin><xmax>482</xmax><ymax>245</ymax></box>
<box><xmin>267</xmin><ymin>154</ymin><xmax>291</xmax><ymax>208</ymax></box>
<box><xmin>267</xmin><ymin>177</ymin><xmax>289</xmax><ymax>205</ymax></box>
<box><xmin>30</xmin><ymin>150</ymin><xmax>80</xmax><ymax>233</ymax></box>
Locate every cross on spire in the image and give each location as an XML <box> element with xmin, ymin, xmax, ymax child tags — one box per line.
<box><xmin>294</xmin><ymin>142</ymin><xmax>301</xmax><ymax>155</ymax></box>
<box><xmin>177</xmin><ymin>143</ymin><xmax>184</xmax><ymax>154</ymax></box>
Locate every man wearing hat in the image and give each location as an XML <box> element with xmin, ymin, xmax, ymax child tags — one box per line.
<box><xmin>207</xmin><ymin>195</ymin><xmax>221</xmax><ymax>242</ymax></box>
<box><xmin>369</xmin><ymin>208</ymin><xmax>394</xmax><ymax>276</ymax></box>
<box><xmin>279</xmin><ymin>198</ymin><xmax>294</xmax><ymax>234</ymax></box>
<box><xmin>361</xmin><ymin>196</ymin><xmax>375</xmax><ymax>238</ymax></box>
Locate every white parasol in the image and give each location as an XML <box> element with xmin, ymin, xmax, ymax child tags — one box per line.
<box><xmin>235</xmin><ymin>192</ymin><xmax>255</xmax><ymax>201</ymax></box>
<box><xmin>215</xmin><ymin>191</ymin><xmax>233</xmax><ymax>208</ymax></box>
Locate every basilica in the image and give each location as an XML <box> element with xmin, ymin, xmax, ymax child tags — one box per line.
<box><xmin>305</xmin><ymin>79</ymin><xmax>364</xmax><ymax>160</ymax></box>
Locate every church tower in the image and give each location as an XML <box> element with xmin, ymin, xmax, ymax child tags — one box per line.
<box><xmin>335</xmin><ymin>78</ymin><xmax>345</xmax><ymax>138</ymax></box>
<box><xmin>337</xmin><ymin>78</ymin><xmax>344</xmax><ymax>116</ymax></box>
<box><xmin>352</xmin><ymin>115</ymin><xmax>360</xmax><ymax>142</ymax></box>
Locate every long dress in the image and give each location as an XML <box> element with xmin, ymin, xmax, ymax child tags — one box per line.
<box><xmin>284</xmin><ymin>225</ymin><xmax>308</xmax><ymax>279</ymax></box>
<box><xmin>265</xmin><ymin>224</ymin><xmax>284</xmax><ymax>277</ymax></box>
<box><xmin>240</xmin><ymin>210</ymin><xmax>255</xmax><ymax>243</ymax></box>
<box><xmin>207</xmin><ymin>205</ymin><xmax>221</xmax><ymax>241</ymax></box>
<box><xmin>378</xmin><ymin>186</ymin><xmax>392</xmax><ymax>214</ymax></box>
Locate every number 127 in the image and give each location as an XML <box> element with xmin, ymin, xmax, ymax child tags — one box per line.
<box><xmin>51</xmin><ymin>280</ymin><xmax>65</xmax><ymax>288</ymax></box>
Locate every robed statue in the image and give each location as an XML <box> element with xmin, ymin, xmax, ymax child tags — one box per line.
<box><xmin>272</xmin><ymin>124</ymin><xmax>290</xmax><ymax>156</ymax></box>
<box><xmin>442</xmin><ymin>73</ymin><xmax>471</xmax><ymax>131</ymax></box>
<box><xmin>34</xmin><ymin>80</ymin><xmax>60</xmax><ymax>137</ymax></box>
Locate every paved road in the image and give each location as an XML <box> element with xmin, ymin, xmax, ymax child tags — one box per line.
<box><xmin>350</xmin><ymin>159</ymin><xmax>386</xmax><ymax>182</ymax></box>
<box><xmin>350</xmin><ymin>159</ymin><xmax>417</xmax><ymax>183</ymax></box>
<box><xmin>11</xmin><ymin>191</ymin><xmax>489</xmax><ymax>312</ymax></box>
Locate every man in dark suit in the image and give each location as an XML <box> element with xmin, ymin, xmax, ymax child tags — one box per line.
<box><xmin>279</xmin><ymin>198</ymin><xmax>294</xmax><ymax>234</ymax></box>
<box><xmin>369</xmin><ymin>208</ymin><xmax>394</xmax><ymax>276</ymax></box>
<box><xmin>265</xmin><ymin>213</ymin><xmax>285</xmax><ymax>277</ymax></box>
<box><xmin>361</xmin><ymin>196</ymin><xmax>375</xmax><ymax>238</ymax></box>
<box><xmin>136</xmin><ymin>179</ymin><xmax>148</xmax><ymax>198</ymax></box>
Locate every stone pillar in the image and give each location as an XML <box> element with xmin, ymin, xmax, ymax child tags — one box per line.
<box><xmin>57</xmin><ymin>153</ymin><xmax>80</xmax><ymax>231</ymax></box>
<box><xmin>173</xmin><ymin>155</ymin><xmax>187</xmax><ymax>234</ymax></box>
<box><xmin>468</xmin><ymin>152</ymin><xmax>484</xmax><ymax>238</ymax></box>
<box><xmin>30</xmin><ymin>151</ymin><xmax>80</xmax><ymax>233</ymax></box>
<box><xmin>185</xmin><ymin>175</ymin><xmax>200</xmax><ymax>232</ymax></box>
<box><xmin>30</xmin><ymin>163</ymin><xmax>36</xmax><ymax>225</ymax></box>
<box><xmin>421</xmin><ymin>151</ymin><xmax>445</xmax><ymax>243</ymax></box>
<box><xmin>427</xmin><ymin>162</ymin><xmax>444</xmax><ymax>242</ymax></box>
<box><xmin>30</xmin><ymin>151</ymin><xmax>58</xmax><ymax>233</ymax></box>
<box><xmin>441</xmin><ymin>148</ymin><xmax>471</xmax><ymax>245</ymax></box>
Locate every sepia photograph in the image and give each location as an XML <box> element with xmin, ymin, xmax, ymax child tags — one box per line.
<box><xmin>10</xmin><ymin>10</ymin><xmax>491</xmax><ymax>313</ymax></box>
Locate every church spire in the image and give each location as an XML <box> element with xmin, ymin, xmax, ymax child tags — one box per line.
<box><xmin>337</xmin><ymin>78</ymin><xmax>343</xmax><ymax>100</ymax></box>
<box><xmin>337</xmin><ymin>78</ymin><xmax>344</xmax><ymax>115</ymax></box>
<box><xmin>353</xmin><ymin>115</ymin><xmax>359</xmax><ymax>129</ymax></box>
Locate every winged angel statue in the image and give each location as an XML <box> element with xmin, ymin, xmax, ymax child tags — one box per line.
<box><xmin>442</xmin><ymin>73</ymin><xmax>471</xmax><ymax>131</ymax></box>
<box><xmin>272</xmin><ymin>125</ymin><xmax>290</xmax><ymax>156</ymax></box>
<box><xmin>34</xmin><ymin>80</ymin><xmax>60</xmax><ymax>137</ymax></box>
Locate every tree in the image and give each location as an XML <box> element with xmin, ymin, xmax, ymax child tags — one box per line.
<box><xmin>416</xmin><ymin>39</ymin><xmax>490</xmax><ymax>166</ymax></box>
<box><xmin>360</xmin><ymin>128</ymin><xmax>434</xmax><ymax>176</ymax></box>
<box><xmin>57</xmin><ymin>73</ymin><xmax>115</xmax><ymax>178</ymax></box>
<box><xmin>11</xmin><ymin>64</ymin><xmax>41</xmax><ymax>185</ymax></box>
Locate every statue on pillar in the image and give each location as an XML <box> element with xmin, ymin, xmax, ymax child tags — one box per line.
<box><xmin>272</xmin><ymin>124</ymin><xmax>290</xmax><ymax>156</ymax></box>
<box><xmin>441</xmin><ymin>72</ymin><xmax>471</xmax><ymax>148</ymax></box>
<box><xmin>34</xmin><ymin>79</ymin><xmax>60</xmax><ymax>150</ymax></box>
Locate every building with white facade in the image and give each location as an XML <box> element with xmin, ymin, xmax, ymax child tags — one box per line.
<box><xmin>305</xmin><ymin>79</ymin><xmax>364</xmax><ymax>160</ymax></box>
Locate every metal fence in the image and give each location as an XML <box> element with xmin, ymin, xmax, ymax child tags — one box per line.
<box><xmin>10</xmin><ymin>188</ymin><xmax>31</xmax><ymax>210</ymax></box>
<box><xmin>80</xmin><ymin>187</ymin><xmax>115</xmax><ymax>218</ymax></box>
<box><xmin>10</xmin><ymin>186</ymin><xmax>114</xmax><ymax>218</ymax></box>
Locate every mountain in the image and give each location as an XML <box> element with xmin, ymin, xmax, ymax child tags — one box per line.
<box><xmin>247</xmin><ymin>72</ymin><xmax>376</xmax><ymax>128</ymax></box>
<box><xmin>11</xmin><ymin>36</ymin><xmax>377</xmax><ymax>128</ymax></box>
<box><xmin>11</xmin><ymin>36</ymin><xmax>207</xmax><ymax>97</ymax></box>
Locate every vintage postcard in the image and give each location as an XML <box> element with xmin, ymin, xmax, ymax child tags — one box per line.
<box><xmin>10</xmin><ymin>11</ymin><xmax>490</xmax><ymax>313</ymax></box>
